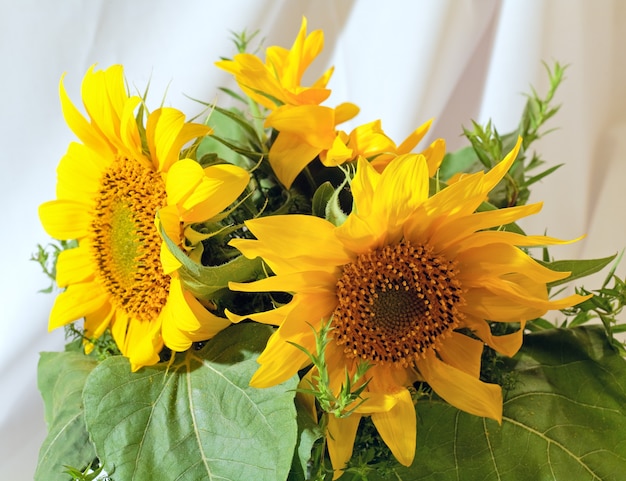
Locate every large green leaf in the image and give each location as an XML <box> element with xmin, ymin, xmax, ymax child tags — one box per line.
<box><xmin>35</xmin><ymin>351</ymin><xmax>98</xmax><ymax>481</ymax></box>
<box><xmin>83</xmin><ymin>323</ymin><xmax>298</xmax><ymax>481</ymax></box>
<box><xmin>368</xmin><ymin>326</ymin><xmax>626</xmax><ymax>480</ymax></box>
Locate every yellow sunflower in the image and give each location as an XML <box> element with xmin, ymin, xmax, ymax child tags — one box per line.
<box><xmin>216</xmin><ymin>17</ymin><xmax>359</xmax><ymax>188</ymax></box>
<box><xmin>39</xmin><ymin>65</ymin><xmax>250</xmax><ymax>371</ymax></box>
<box><xmin>228</xmin><ymin>138</ymin><xmax>589</xmax><ymax>475</ymax></box>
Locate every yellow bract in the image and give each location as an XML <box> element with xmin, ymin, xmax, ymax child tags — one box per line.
<box><xmin>39</xmin><ymin>65</ymin><xmax>250</xmax><ymax>371</ymax></box>
<box><xmin>228</xmin><ymin>137</ymin><xmax>589</xmax><ymax>476</ymax></box>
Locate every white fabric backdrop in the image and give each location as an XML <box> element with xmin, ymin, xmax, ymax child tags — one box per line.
<box><xmin>1</xmin><ymin>1</ymin><xmax>625</xmax><ymax>478</ymax></box>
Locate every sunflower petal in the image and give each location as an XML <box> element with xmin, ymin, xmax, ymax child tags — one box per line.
<box><xmin>55</xmin><ymin>244</ymin><xmax>95</xmax><ymax>287</ymax></box>
<box><xmin>418</xmin><ymin>352</ymin><xmax>503</xmax><ymax>422</ymax></box>
<box><xmin>437</xmin><ymin>332</ymin><xmax>483</xmax><ymax>378</ymax></box>
<box><xmin>49</xmin><ymin>281</ymin><xmax>109</xmax><ymax>330</ymax></box>
<box><xmin>371</xmin><ymin>387</ymin><xmax>416</xmax><ymax>466</ymax></box>
<box><xmin>327</xmin><ymin>413</ymin><xmax>362</xmax><ymax>479</ymax></box>
<box><xmin>39</xmin><ymin>199</ymin><xmax>93</xmax><ymax>240</ymax></box>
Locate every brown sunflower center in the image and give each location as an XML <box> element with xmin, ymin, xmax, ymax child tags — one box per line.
<box><xmin>332</xmin><ymin>240</ymin><xmax>464</xmax><ymax>367</ymax></box>
<box><xmin>90</xmin><ymin>158</ymin><xmax>171</xmax><ymax>321</ymax></box>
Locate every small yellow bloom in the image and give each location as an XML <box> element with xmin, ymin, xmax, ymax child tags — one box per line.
<box><xmin>215</xmin><ymin>17</ymin><xmax>333</xmax><ymax>110</ymax></box>
<box><xmin>228</xmin><ymin>137</ymin><xmax>589</xmax><ymax>475</ymax></box>
<box><xmin>39</xmin><ymin>65</ymin><xmax>250</xmax><ymax>370</ymax></box>
<box><xmin>216</xmin><ymin>17</ymin><xmax>359</xmax><ymax>188</ymax></box>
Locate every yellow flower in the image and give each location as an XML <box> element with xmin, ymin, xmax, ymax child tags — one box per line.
<box><xmin>216</xmin><ymin>17</ymin><xmax>359</xmax><ymax>188</ymax></box>
<box><xmin>39</xmin><ymin>65</ymin><xmax>250</xmax><ymax>371</ymax></box>
<box><xmin>228</xmin><ymin>138</ymin><xmax>589</xmax><ymax>474</ymax></box>
<box><xmin>322</xmin><ymin>118</ymin><xmax>445</xmax><ymax>177</ymax></box>
<box><xmin>215</xmin><ymin>17</ymin><xmax>333</xmax><ymax>110</ymax></box>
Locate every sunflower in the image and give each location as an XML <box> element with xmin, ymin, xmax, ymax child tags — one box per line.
<box><xmin>216</xmin><ymin>17</ymin><xmax>359</xmax><ymax>188</ymax></box>
<box><xmin>228</xmin><ymin>138</ymin><xmax>589</xmax><ymax>475</ymax></box>
<box><xmin>39</xmin><ymin>65</ymin><xmax>250</xmax><ymax>371</ymax></box>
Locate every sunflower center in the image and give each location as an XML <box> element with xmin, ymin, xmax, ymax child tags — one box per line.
<box><xmin>332</xmin><ymin>241</ymin><xmax>464</xmax><ymax>367</ymax></box>
<box><xmin>90</xmin><ymin>158</ymin><xmax>171</xmax><ymax>321</ymax></box>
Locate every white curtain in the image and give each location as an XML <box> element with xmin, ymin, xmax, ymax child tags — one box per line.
<box><xmin>1</xmin><ymin>1</ymin><xmax>624</xmax><ymax>478</ymax></box>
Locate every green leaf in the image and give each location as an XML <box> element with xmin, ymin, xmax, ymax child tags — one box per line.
<box><xmin>438</xmin><ymin>146</ymin><xmax>482</xmax><ymax>182</ymax></box>
<box><xmin>197</xmin><ymin>106</ymin><xmax>262</xmax><ymax>168</ymax></box>
<box><xmin>289</xmin><ymin>396</ymin><xmax>324</xmax><ymax>481</ymax></box>
<box><xmin>35</xmin><ymin>351</ymin><xmax>98</xmax><ymax>481</ymax></box>
<box><xmin>83</xmin><ymin>323</ymin><xmax>298</xmax><ymax>481</ymax></box>
<box><xmin>539</xmin><ymin>254</ymin><xmax>617</xmax><ymax>288</ymax></box>
<box><xmin>368</xmin><ymin>326</ymin><xmax>626</xmax><ymax>481</ymax></box>
<box><xmin>312</xmin><ymin>181</ymin><xmax>335</xmax><ymax>219</ymax></box>
<box><xmin>158</xmin><ymin>216</ymin><xmax>264</xmax><ymax>299</ymax></box>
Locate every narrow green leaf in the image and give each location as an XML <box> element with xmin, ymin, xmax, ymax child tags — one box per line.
<box><xmin>35</xmin><ymin>352</ymin><xmax>98</xmax><ymax>481</ymax></box>
<box><xmin>370</xmin><ymin>326</ymin><xmax>626</xmax><ymax>481</ymax></box>
<box><xmin>539</xmin><ymin>254</ymin><xmax>617</xmax><ymax>288</ymax></box>
<box><xmin>83</xmin><ymin>323</ymin><xmax>298</xmax><ymax>481</ymax></box>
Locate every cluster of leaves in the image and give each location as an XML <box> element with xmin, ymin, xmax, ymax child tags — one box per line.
<box><xmin>439</xmin><ymin>62</ymin><xmax>566</xmax><ymax>208</ymax></box>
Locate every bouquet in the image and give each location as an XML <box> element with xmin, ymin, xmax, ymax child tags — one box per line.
<box><xmin>34</xmin><ymin>18</ymin><xmax>626</xmax><ymax>481</ymax></box>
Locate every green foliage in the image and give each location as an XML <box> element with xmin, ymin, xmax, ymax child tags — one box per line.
<box><xmin>157</xmin><ymin>214</ymin><xmax>265</xmax><ymax>300</ymax></box>
<box><xmin>35</xmin><ymin>352</ymin><xmax>98</xmax><ymax>481</ymax></box>
<box><xmin>64</xmin><ymin>324</ymin><xmax>121</xmax><ymax>361</ymax></box>
<box><xmin>540</xmin><ymin>253</ymin><xmax>617</xmax><ymax>289</ymax></box>
<box><xmin>365</xmin><ymin>326</ymin><xmax>626</xmax><ymax>481</ymax></box>
<box><xmin>439</xmin><ymin>62</ymin><xmax>567</xmax><ymax>208</ymax></box>
<box><xmin>30</xmin><ymin>240</ymin><xmax>77</xmax><ymax>292</ymax></box>
<box><xmin>63</xmin><ymin>461</ymin><xmax>111</xmax><ymax>481</ymax></box>
<box><xmin>82</xmin><ymin>323</ymin><xmax>298</xmax><ymax>481</ymax></box>
<box><xmin>291</xmin><ymin>320</ymin><xmax>371</xmax><ymax>419</ymax></box>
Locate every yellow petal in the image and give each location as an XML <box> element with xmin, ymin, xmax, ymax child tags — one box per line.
<box><xmin>55</xmin><ymin>243</ymin><xmax>95</xmax><ymax>287</ymax></box>
<box><xmin>124</xmin><ymin>317</ymin><xmax>163</xmax><ymax>371</ymax></box>
<box><xmin>462</xmin><ymin>287</ymin><xmax>546</xmax><ymax>322</ymax></box>
<box><xmin>147</xmin><ymin>108</ymin><xmax>212</xmax><ymax>173</ymax></box>
<box><xmin>160</xmin><ymin>276</ymin><xmax>231</xmax><ymax>351</ymax></box>
<box><xmin>230</xmin><ymin>270</ymin><xmax>337</xmax><ymax>295</ymax></box>
<box><xmin>59</xmin><ymin>71</ymin><xmax>112</xmax><ymax>155</ymax></box>
<box><xmin>268</xmin><ymin>132</ymin><xmax>324</xmax><ymax>188</ymax></box>
<box><xmin>232</xmin><ymin>214</ymin><xmax>350</xmax><ymax>274</ymax></box>
<box><xmin>421</xmin><ymin>137</ymin><xmax>446</xmax><ymax>176</ymax></box>
<box><xmin>81</xmin><ymin>65</ymin><xmax>125</xmax><ymax>151</ymax></box>
<box><xmin>464</xmin><ymin>315</ymin><xmax>525</xmax><ymax>357</ymax></box>
<box><xmin>39</xmin><ymin>199</ymin><xmax>92</xmax><ymax>240</ymax></box>
<box><xmin>437</xmin><ymin>332</ymin><xmax>483</xmax><ymax>378</ymax></box>
<box><xmin>56</xmin><ymin>142</ymin><xmax>106</xmax><ymax>201</ymax></box>
<box><xmin>250</xmin><ymin>328</ymin><xmax>315</xmax><ymax>387</ymax></box>
<box><xmin>396</xmin><ymin>118</ymin><xmax>432</xmax><ymax>154</ymax></box>
<box><xmin>428</xmin><ymin>202</ymin><xmax>544</xmax><ymax>252</ymax></box>
<box><xmin>456</xmin><ymin>242</ymin><xmax>571</xmax><ymax>285</ymax></box>
<box><xmin>174</xmin><ymin>162</ymin><xmax>249</xmax><ymax>223</ymax></box>
<box><xmin>84</xmin><ymin>301</ymin><xmax>115</xmax><ymax>340</ymax></box>
<box><xmin>322</xmin><ymin>134</ymin><xmax>354</xmax><ymax>167</ymax></box>
<box><xmin>370</xmin><ymin>387</ymin><xmax>416</xmax><ymax>466</ymax></box>
<box><xmin>225</xmin><ymin>301</ymin><xmax>295</xmax><ymax>326</ymax></box>
<box><xmin>418</xmin><ymin>352</ymin><xmax>503</xmax><ymax>422</ymax></box>
<box><xmin>266</xmin><ymin>105</ymin><xmax>336</xmax><ymax>148</ymax></box>
<box><xmin>327</xmin><ymin>413</ymin><xmax>362</xmax><ymax>479</ymax></box>
<box><xmin>49</xmin><ymin>281</ymin><xmax>109</xmax><ymax>330</ymax></box>
<box><xmin>334</xmin><ymin>102</ymin><xmax>360</xmax><ymax>125</ymax></box>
